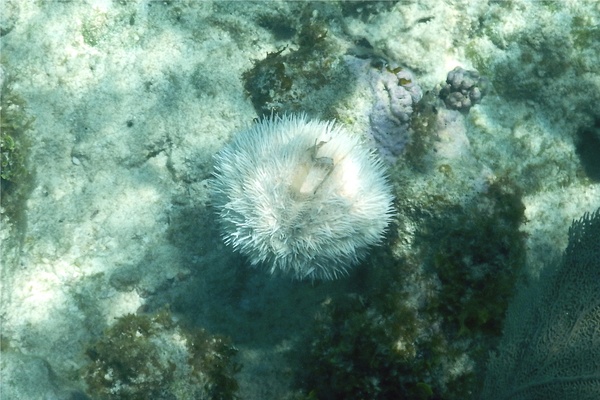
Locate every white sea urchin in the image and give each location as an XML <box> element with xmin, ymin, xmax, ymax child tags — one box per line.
<box><xmin>210</xmin><ymin>114</ymin><xmax>394</xmax><ymax>280</ymax></box>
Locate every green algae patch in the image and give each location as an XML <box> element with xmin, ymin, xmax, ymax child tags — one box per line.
<box><xmin>83</xmin><ymin>309</ymin><xmax>240</xmax><ymax>400</ymax></box>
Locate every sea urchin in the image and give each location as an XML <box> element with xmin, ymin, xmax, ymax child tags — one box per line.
<box><xmin>210</xmin><ymin>114</ymin><xmax>394</xmax><ymax>280</ymax></box>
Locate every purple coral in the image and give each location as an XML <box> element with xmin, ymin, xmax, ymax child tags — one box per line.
<box><xmin>439</xmin><ymin>67</ymin><xmax>489</xmax><ymax>112</ymax></box>
<box><xmin>346</xmin><ymin>56</ymin><xmax>422</xmax><ymax>163</ymax></box>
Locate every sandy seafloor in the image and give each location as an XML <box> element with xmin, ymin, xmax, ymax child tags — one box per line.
<box><xmin>1</xmin><ymin>1</ymin><xmax>599</xmax><ymax>399</ymax></box>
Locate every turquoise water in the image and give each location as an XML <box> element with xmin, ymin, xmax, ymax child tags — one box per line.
<box><xmin>1</xmin><ymin>1</ymin><xmax>599</xmax><ymax>399</ymax></box>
